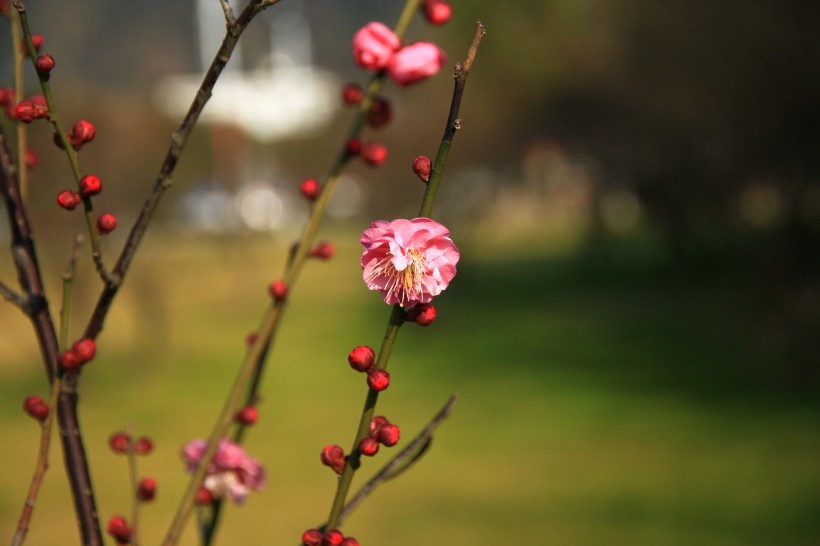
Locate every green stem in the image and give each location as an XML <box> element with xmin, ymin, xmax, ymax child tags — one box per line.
<box><xmin>325</xmin><ymin>18</ymin><xmax>487</xmax><ymax>533</ymax></box>
<box><xmin>325</xmin><ymin>305</ymin><xmax>404</xmax><ymax>529</ymax></box>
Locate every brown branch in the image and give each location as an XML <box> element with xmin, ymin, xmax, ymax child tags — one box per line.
<box><xmin>1</xmin><ymin>124</ymin><xmax>102</xmax><ymax>545</ymax></box>
<box><xmin>418</xmin><ymin>20</ymin><xmax>487</xmax><ymax>217</ymax></box>
<box><xmin>11</xmin><ymin>377</ymin><xmax>63</xmax><ymax>546</ymax></box>
<box><xmin>83</xmin><ymin>0</ymin><xmax>283</xmax><ymax>341</ymax></box>
<box><xmin>219</xmin><ymin>0</ymin><xmax>236</xmax><ymax>26</ymax></box>
<box><xmin>0</xmin><ymin>280</ymin><xmax>27</xmax><ymax>310</ymax></box>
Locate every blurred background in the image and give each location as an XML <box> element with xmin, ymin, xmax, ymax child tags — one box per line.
<box><xmin>1</xmin><ymin>1</ymin><xmax>819</xmax><ymax>544</ymax></box>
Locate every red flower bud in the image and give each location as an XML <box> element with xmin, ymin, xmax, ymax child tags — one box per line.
<box><xmin>412</xmin><ymin>155</ymin><xmax>432</xmax><ymax>183</ymax></box>
<box><xmin>23</xmin><ymin>395</ymin><xmax>49</xmax><ymax>421</ymax></box>
<box><xmin>368</xmin><ymin>415</ymin><xmax>390</xmax><ymax>438</ymax></box>
<box><xmin>0</xmin><ymin>87</ymin><xmax>13</xmax><ymax>107</ymax></box>
<box><xmin>361</xmin><ymin>142</ymin><xmax>387</xmax><ymax>166</ymax></box>
<box><xmin>35</xmin><ymin>54</ymin><xmax>55</xmax><ymax>75</ymax></box>
<box><xmin>348</xmin><ymin>345</ymin><xmax>375</xmax><ymax>373</ymax></box>
<box><xmin>24</xmin><ymin>149</ymin><xmax>38</xmax><ymax>169</ymax></box>
<box><xmin>97</xmin><ymin>213</ymin><xmax>117</xmax><ymax>235</ymax></box>
<box><xmin>71</xmin><ymin>338</ymin><xmax>96</xmax><ymax>364</ymax></box>
<box><xmin>320</xmin><ymin>444</ymin><xmax>346</xmax><ymax>474</ymax></box>
<box><xmin>367</xmin><ymin>369</ymin><xmax>390</xmax><ymax>391</ymax></box>
<box><xmin>358</xmin><ymin>436</ymin><xmax>379</xmax><ymax>456</ymax></box>
<box><xmin>109</xmin><ymin>431</ymin><xmax>131</xmax><ymax>454</ymax></box>
<box><xmin>308</xmin><ymin>240</ymin><xmax>335</xmax><ymax>260</ymax></box>
<box><xmin>345</xmin><ymin>138</ymin><xmax>362</xmax><ymax>157</ymax></box>
<box><xmin>236</xmin><ymin>406</ymin><xmax>259</xmax><ymax>426</ymax></box>
<box><xmin>377</xmin><ymin>423</ymin><xmax>400</xmax><ymax>446</ymax></box>
<box><xmin>106</xmin><ymin>515</ymin><xmax>132</xmax><ymax>545</ymax></box>
<box><xmin>366</xmin><ymin>97</ymin><xmax>392</xmax><ymax>128</ymax></box>
<box><xmin>58</xmin><ymin>349</ymin><xmax>82</xmax><ymax>371</ymax></box>
<box><xmin>269</xmin><ymin>280</ymin><xmax>288</xmax><ymax>302</ymax></box>
<box><xmin>134</xmin><ymin>436</ymin><xmax>153</xmax><ymax>455</ymax></box>
<box><xmin>195</xmin><ymin>486</ymin><xmax>214</xmax><ymax>505</ymax></box>
<box><xmin>341</xmin><ymin>83</ymin><xmax>364</xmax><ymax>105</ymax></box>
<box><xmin>341</xmin><ymin>538</ymin><xmax>360</xmax><ymax>546</ymax></box>
<box><xmin>79</xmin><ymin>174</ymin><xmax>102</xmax><ymax>197</ymax></box>
<box><xmin>302</xmin><ymin>529</ymin><xmax>323</xmax><ymax>546</ymax></box>
<box><xmin>70</xmin><ymin>119</ymin><xmax>95</xmax><ymax>150</ymax></box>
<box><xmin>421</xmin><ymin>0</ymin><xmax>453</xmax><ymax>25</ymax></box>
<box><xmin>245</xmin><ymin>332</ymin><xmax>258</xmax><ymax>347</ymax></box>
<box><xmin>137</xmin><ymin>477</ymin><xmax>157</xmax><ymax>501</ymax></box>
<box><xmin>31</xmin><ymin>34</ymin><xmax>45</xmax><ymax>51</ymax></box>
<box><xmin>56</xmin><ymin>189</ymin><xmax>81</xmax><ymax>210</ymax></box>
<box><xmin>406</xmin><ymin>303</ymin><xmax>436</xmax><ymax>326</ymax></box>
<box><xmin>14</xmin><ymin>100</ymin><xmax>36</xmax><ymax>123</ymax></box>
<box><xmin>300</xmin><ymin>177</ymin><xmax>320</xmax><ymax>201</ymax></box>
<box><xmin>31</xmin><ymin>95</ymin><xmax>48</xmax><ymax>118</ymax></box>
<box><xmin>322</xmin><ymin>529</ymin><xmax>344</xmax><ymax>546</ymax></box>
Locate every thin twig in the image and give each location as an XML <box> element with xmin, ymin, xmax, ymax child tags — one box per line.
<box><xmin>338</xmin><ymin>395</ymin><xmax>458</xmax><ymax>525</ymax></box>
<box><xmin>11</xmin><ymin>227</ymin><xmax>81</xmax><ymax>546</ymax></box>
<box><xmin>219</xmin><ymin>0</ymin><xmax>236</xmax><ymax>26</ymax></box>
<box><xmin>11</xmin><ymin>376</ymin><xmax>63</xmax><ymax>546</ymax></box>
<box><xmin>419</xmin><ymin>20</ymin><xmax>486</xmax><ymax>218</ymax></box>
<box><xmin>126</xmin><ymin>423</ymin><xmax>142</xmax><ymax>546</ymax></box>
<box><xmin>83</xmin><ymin>0</ymin><xmax>283</xmax><ymax>342</ymax></box>
<box><xmin>0</xmin><ymin>280</ymin><xmax>27</xmax><ymax>310</ymax></box>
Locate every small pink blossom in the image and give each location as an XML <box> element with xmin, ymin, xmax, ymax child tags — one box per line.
<box><xmin>352</xmin><ymin>22</ymin><xmax>401</xmax><ymax>71</ymax></box>
<box><xmin>360</xmin><ymin>218</ymin><xmax>459</xmax><ymax>307</ymax></box>
<box><xmin>182</xmin><ymin>438</ymin><xmax>265</xmax><ymax>504</ymax></box>
<box><xmin>387</xmin><ymin>42</ymin><xmax>446</xmax><ymax>86</ymax></box>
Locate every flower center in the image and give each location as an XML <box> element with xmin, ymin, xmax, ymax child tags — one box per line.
<box><xmin>368</xmin><ymin>248</ymin><xmax>426</xmax><ymax>306</ymax></box>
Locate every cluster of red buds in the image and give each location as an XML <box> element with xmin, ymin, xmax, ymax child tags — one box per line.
<box><xmin>22</xmin><ymin>395</ymin><xmax>49</xmax><ymax>421</ymax></box>
<box><xmin>13</xmin><ymin>95</ymin><xmax>48</xmax><ymax>123</ymax></box>
<box><xmin>301</xmin><ymin>528</ymin><xmax>359</xmax><ymax>546</ymax></box>
<box><xmin>108</xmin><ymin>431</ymin><xmax>154</xmax><ymax>456</ymax></box>
<box><xmin>58</xmin><ymin>338</ymin><xmax>97</xmax><ymax>371</ymax></box>
<box><xmin>347</xmin><ymin>345</ymin><xmax>390</xmax><ymax>392</ymax></box>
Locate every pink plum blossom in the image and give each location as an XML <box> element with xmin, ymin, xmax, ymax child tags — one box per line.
<box><xmin>387</xmin><ymin>42</ymin><xmax>446</xmax><ymax>86</ymax></box>
<box><xmin>360</xmin><ymin>218</ymin><xmax>459</xmax><ymax>307</ymax></box>
<box><xmin>352</xmin><ymin>22</ymin><xmax>401</xmax><ymax>71</ymax></box>
<box><xmin>182</xmin><ymin>438</ymin><xmax>265</xmax><ymax>504</ymax></box>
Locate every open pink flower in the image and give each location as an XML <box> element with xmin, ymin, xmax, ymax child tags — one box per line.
<box><xmin>361</xmin><ymin>218</ymin><xmax>459</xmax><ymax>307</ymax></box>
<box><xmin>182</xmin><ymin>438</ymin><xmax>265</xmax><ymax>504</ymax></box>
<box><xmin>387</xmin><ymin>42</ymin><xmax>446</xmax><ymax>86</ymax></box>
<box><xmin>352</xmin><ymin>22</ymin><xmax>401</xmax><ymax>71</ymax></box>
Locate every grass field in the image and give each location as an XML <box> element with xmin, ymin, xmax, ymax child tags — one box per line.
<box><xmin>1</xmin><ymin>229</ymin><xmax>819</xmax><ymax>545</ymax></box>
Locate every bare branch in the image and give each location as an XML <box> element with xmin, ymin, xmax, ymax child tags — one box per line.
<box><xmin>219</xmin><ymin>0</ymin><xmax>236</xmax><ymax>26</ymax></box>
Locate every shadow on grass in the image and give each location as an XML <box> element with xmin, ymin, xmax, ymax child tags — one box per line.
<box><xmin>438</xmin><ymin>237</ymin><xmax>820</xmax><ymax>406</ymax></box>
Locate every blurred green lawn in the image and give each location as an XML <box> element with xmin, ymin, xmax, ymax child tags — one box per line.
<box><xmin>1</xmin><ymin>230</ymin><xmax>818</xmax><ymax>545</ymax></box>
